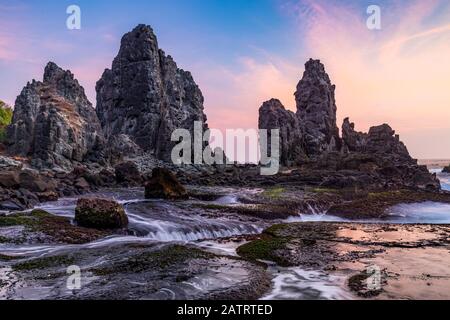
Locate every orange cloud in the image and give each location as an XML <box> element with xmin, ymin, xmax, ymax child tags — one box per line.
<box><xmin>198</xmin><ymin>0</ymin><xmax>450</xmax><ymax>159</ymax></box>
<box><xmin>295</xmin><ymin>0</ymin><xmax>450</xmax><ymax>158</ymax></box>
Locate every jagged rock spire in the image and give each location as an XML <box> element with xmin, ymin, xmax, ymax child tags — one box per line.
<box><xmin>295</xmin><ymin>59</ymin><xmax>341</xmax><ymax>156</ymax></box>
<box><xmin>6</xmin><ymin>62</ymin><xmax>105</xmax><ymax>169</ymax></box>
<box><xmin>96</xmin><ymin>24</ymin><xmax>208</xmax><ymax>162</ymax></box>
<box><xmin>259</xmin><ymin>99</ymin><xmax>305</xmax><ymax>166</ymax></box>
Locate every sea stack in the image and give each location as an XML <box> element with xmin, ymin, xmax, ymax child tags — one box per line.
<box><xmin>295</xmin><ymin>59</ymin><xmax>341</xmax><ymax>156</ymax></box>
<box><xmin>258</xmin><ymin>59</ymin><xmax>441</xmax><ymax>190</ymax></box>
<box><xmin>96</xmin><ymin>24</ymin><xmax>209</xmax><ymax>162</ymax></box>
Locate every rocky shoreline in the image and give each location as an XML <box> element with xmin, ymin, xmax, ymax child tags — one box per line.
<box><xmin>1</xmin><ymin>184</ymin><xmax>450</xmax><ymax>299</ymax></box>
<box><xmin>1</xmin><ymin>24</ymin><xmax>450</xmax><ymax>300</ymax></box>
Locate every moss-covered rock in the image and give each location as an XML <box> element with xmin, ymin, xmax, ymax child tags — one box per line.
<box><xmin>237</xmin><ymin>235</ymin><xmax>291</xmax><ymax>266</ymax></box>
<box><xmin>13</xmin><ymin>255</ymin><xmax>75</xmax><ymax>271</ymax></box>
<box><xmin>327</xmin><ymin>189</ymin><xmax>450</xmax><ymax>219</ymax></box>
<box><xmin>0</xmin><ymin>254</ymin><xmax>21</xmax><ymax>261</ymax></box>
<box><xmin>145</xmin><ymin>168</ymin><xmax>188</xmax><ymax>200</ymax></box>
<box><xmin>75</xmin><ymin>198</ymin><xmax>128</xmax><ymax>229</ymax></box>
<box><xmin>194</xmin><ymin>203</ymin><xmax>297</xmax><ymax>220</ymax></box>
<box><xmin>91</xmin><ymin>244</ymin><xmax>213</xmax><ymax>275</ymax></box>
<box><xmin>0</xmin><ymin>209</ymin><xmax>109</xmax><ymax>244</ymax></box>
<box><xmin>262</xmin><ymin>187</ymin><xmax>285</xmax><ymax>199</ymax></box>
<box><xmin>348</xmin><ymin>270</ymin><xmax>385</xmax><ymax>298</ymax></box>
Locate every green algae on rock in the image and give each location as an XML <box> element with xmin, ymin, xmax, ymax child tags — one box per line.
<box><xmin>0</xmin><ymin>209</ymin><xmax>109</xmax><ymax>244</ymax></box>
<box><xmin>75</xmin><ymin>198</ymin><xmax>128</xmax><ymax>229</ymax></box>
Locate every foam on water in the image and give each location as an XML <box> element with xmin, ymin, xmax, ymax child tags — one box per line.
<box><xmin>35</xmin><ymin>190</ymin><xmax>264</xmax><ymax>243</ymax></box>
<box><xmin>385</xmin><ymin>201</ymin><xmax>450</xmax><ymax>224</ymax></box>
<box><xmin>261</xmin><ymin>266</ymin><xmax>354</xmax><ymax>300</ymax></box>
<box><xmin>285</xmin><ymin>213</ymin><xmax>346</xmax><ymax>223</ymax></box>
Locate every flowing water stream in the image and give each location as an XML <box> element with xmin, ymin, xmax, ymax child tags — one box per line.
<box><xmin>2</xmin><ymin>171</ymin><xmax>450</xmax><ymax>300</ymax></box>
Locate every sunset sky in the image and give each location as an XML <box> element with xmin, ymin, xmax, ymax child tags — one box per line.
<box><xmin>1</xmin><ymin>0</ymin><xmax>450</xmax><ymax>158</ymax></box>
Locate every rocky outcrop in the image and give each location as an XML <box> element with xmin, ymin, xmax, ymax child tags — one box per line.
<box><xmin>6</xmin><ymin>62</ymin><xmax>105</xmax><ymax>170</ymax></box>
<box><xmin>114</xmin><ymin>161</ymin><xmax>142</xmax><ymax>185</ymax></box>
<box><xmin>259</xmin><ymin>99</ymin><xmax>305</xmax><ymax>166</ymax></box>
<box><xmin>258</xmin><ymin>59</ymin><xmax>440</xmax><ymax>190</ymax></box>
<box><xmin>342</xmin><ymin>118</ymin><xmax>410</xmax><ymax>160</ymax></box>
<box><xmin>258</xmin><ymin>59</ymin><xmax>340</xmax><ymax>163</ymax></box>
<box><xmin>295</xmin><ymin>59</ymin><xmax>341</xmax><ymax>156</ymax></box>
<box><xmin>318</xmin><ymin>118</ymin><xmax>440</xmax><ymax>190</ymax></box>
<box><xmin>341</xmin><ymin>118</ymin><xmax>367</xmax><ymax>153</ymax></box>
<box><xmin>75</xmin><ymin>198</ymin><xmax>128</xmax><ymax>229</ymax></box>
<box><xmin>443</xmin><ymin>165</ymin><xmax>450</xmax><ymax>174</ymax></box>
<box><xmin>0</xmin><ymin>166</ymin><xmax>58</xmax><ymax>210</ymax></box>
<box><xmin>106</xmin><ymin>134</ymin><xmax>143</xmax><ymax>164</ymax></box>
<box><xmin>96</xmin><ymin>24</ymin><xmax>208</xmax><ymax>162</ymax></box>
<box><xmin>145</xmin><ymin>168</ymin><xmax>187</xmax><ymax>199</ymax></box>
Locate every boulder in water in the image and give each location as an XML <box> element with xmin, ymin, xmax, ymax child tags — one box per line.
<box><xmin>145</xmin><ymin>168</ymin><xmax>187</xmax><ymax>200</ymax></box>
<box><xmin>443</xmin><ymin>165</ymin><xmax>450</xmax><ymax>174</ymax></box>
<box><xmin>75</xmin><ymin>198</ymin><xmax>128</xmax><ymax>229</ymax></box>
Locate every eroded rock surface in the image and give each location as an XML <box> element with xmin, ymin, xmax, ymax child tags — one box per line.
<box><xmin>6</xmin><ymin>62</ymin><xmax>105</xmax><ymax>170</ymax></box>
<box><xmin>295</xmin><ymin>59</ymin><xmax>341</xmax><ymax>155</ymax></box>
<box><xmin>96</xmin><ymin>24</ymin><xmax>208</xmax><ymax>162</ymax></box>
<box><xmin>259</xmin><ymin>99</ymin><xmax>305</xmax><ymax>166</ymax></box>
<box><xmin>258</xmin><ymin>59</ymin><xmax>440</xmax><ymax>191</ymax></box>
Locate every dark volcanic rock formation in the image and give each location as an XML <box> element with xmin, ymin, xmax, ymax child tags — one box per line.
<box><xmin>145</xmin><ymin>168</ymin><xmax>188</xmax><ymax>200</ymax></box>
<box><xmin>295</xmin><ymin>59</ymin><xmax>341</xmax><ymax>156</ymax></box>
<box><xmin>341</xmin><ymin>118</ymin><xmax>367</xmax><ymax>153</ymax></box>
<box><xmin>259</xmin><ymin>99</ymin><xmax>305</xmax><ymax>166</ymax></box>
<box><xmin>258</xmin><ymin>59</ymin><xmax>440</xmax><ymax>190</ymax></box>
<box><xmin>258</xmin><ymin>59</ymin><xmax>340</xmax><ymax>163</ymax></box>
<box><xmin>6</xmin><ymin>62</ymin><xmax>105</xmax><ymax>169</ymax></box>
<box><xmin>342</xmin><ymin>118</ymin><xmax>410</xmax><ymax>158</ymax></box>
<box><xmin>338</xmin><ymin>118</ymin><xmax>440</xmax><ymax>190</ymax></box>
<box><xmin>96</xmin><ymin>24</ymin><xmax>208</xmax><ymax>162</ymax></box>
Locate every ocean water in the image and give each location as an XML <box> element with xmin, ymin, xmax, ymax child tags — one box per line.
<box><xmin>431</xmin><ymin>168</ymin><xmax>450</xmax><ymax>191</ymax></box>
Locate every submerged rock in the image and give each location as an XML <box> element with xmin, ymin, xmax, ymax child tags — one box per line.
<box><xmin>145</xmin><ymin>168</ymin><xmax>187</xmax><ymax>199</ymax></box>
<box><xmin>75</xmin><ymin>198</ymin><xmax>128</xmax><ymax>229</ymax></box>
<box><xmin>0</xmin><ymin>209</ymin><xmax>108</xmax><ymax>244</ymax></box>
<box><xmin>1</xmin><ymin>243</ymin><xmax>271</xmax><ymax>300</ymax></box>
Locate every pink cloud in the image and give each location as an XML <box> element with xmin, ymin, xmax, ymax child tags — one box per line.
<box><xmin>197</xmin><ymin>0</ymin><xmax>450</xmax><ymax>159</ymax></box>
<box><xmin>294</xmin><ymin>0</ymin><xmax>450</xmax><ymax>158</ymax></box>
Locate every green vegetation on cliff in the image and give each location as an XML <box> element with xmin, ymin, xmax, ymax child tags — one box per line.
<box><xmin>0</xmin><ymin>100</ymin><xmax>13</xmax><ymax>142</ymax></box>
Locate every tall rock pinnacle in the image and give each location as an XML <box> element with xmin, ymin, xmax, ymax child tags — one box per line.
<box><xmin>295</xmin><ymin>59</ymin><xmax>341</xmax><ymax>156</ymax></box>
<box><xmin>96</xmin><ymin>24</ymin><xmax>208</xmax><ymax>161</ymax></box>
